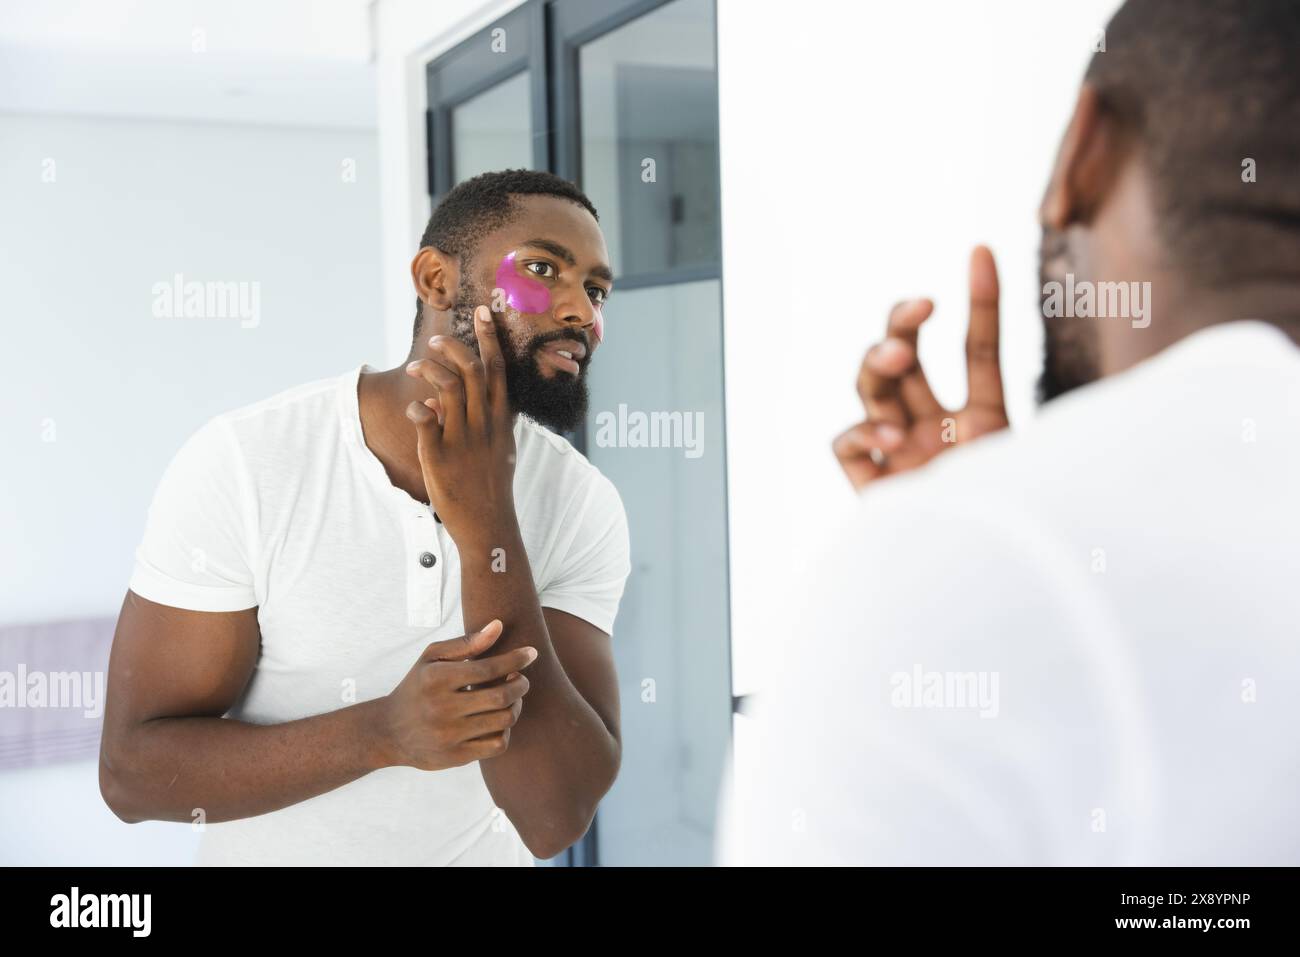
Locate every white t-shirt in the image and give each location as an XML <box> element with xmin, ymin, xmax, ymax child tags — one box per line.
<box><xmin>721</xmin><ymin>320</ymin><xmax>1300</xmax><ymax>866</ymax></box>
<box><xmin>129</xmin><ymin>363</ymin><xmax>631</xmax><ymax>866</ymax></box>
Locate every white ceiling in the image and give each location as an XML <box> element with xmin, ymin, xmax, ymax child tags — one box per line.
<box><xmin>0</xmin><ymin>0</ymin><xmax>379</xmax><ymax>129</ymax></box>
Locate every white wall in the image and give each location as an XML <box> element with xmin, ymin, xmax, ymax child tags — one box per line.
<box><xmin>717</xmin><ymin>0</ymin><xmax>1123</xmax><ymax>695</ymax></box>
<box><xmin>0</xmin><ymin>0</ymin><xmax>377</xmax><ymax>130</ymax></box>
<box><xmin>372</xmin><ymin>0</ymin><xmax>527</xmax><ymax>363</ymax></box>
<box><xmin>0</xmin><ymin>760</ymin><xmax>201</xmax><ymax>865</ymax></box>
<box><xmin>0</xmin><ymin>111</ymin><xmax>383</xmax><ymax>625</ymax></box>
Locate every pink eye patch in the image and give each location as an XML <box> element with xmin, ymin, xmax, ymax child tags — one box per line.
<box><xmin>494</xmin><ymin>252</ymin><xmax>551</xmax><ymax>315</ymax></box>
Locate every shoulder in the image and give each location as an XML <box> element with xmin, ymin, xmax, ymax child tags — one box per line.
<box><xmin>863</xmin><ymin>318</ymin><xmax>1300</xmax><ymax>541</ymax></box>
<box><xmin>169</xmin><ymin>366</ymin><xmax>359</xmax><ymax>488</ymax></box>
<box><xmin>155</xmin><ymin>367</ymin><xmax>356</xmax><ymax>502</ymax></box>
<box><xmin>513</xmin><ymin>415</ymin><xmax>591</xmax><ymax>466</ymax></box>
<box><xmin>513</xmin><ymin>416</ymin><xmax>623</xmax><ymax>512</ymax></box>
<box><xmin>214</xmin><ymin>368</ymin><xmax>350</xmax><ymax>446</ymax></box>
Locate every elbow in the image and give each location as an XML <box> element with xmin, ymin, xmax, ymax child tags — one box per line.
<box><xmin>99</xmin><ymin>761</ymin><xmax>142</xmax><ymax>824</ymax></box>
<box><xmin>520</xmin><ymin>808</ymin><xmax>597</xmax><ymax>861</ymax></box>
<box><xmin>520</xmin><ymin>744</ymin><xmax>620</xmax><ymax>860</ymax></box>
<box><xmin>98</xmin><ymin>737</ymin><xmax>147</xmax><ymax>824</ymax></box>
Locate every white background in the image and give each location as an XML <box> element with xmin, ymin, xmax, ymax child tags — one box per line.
<box><xmin>717</xmin><ymin>0</ymin><xmax>1123</xmax><ymax>695</ymax></box>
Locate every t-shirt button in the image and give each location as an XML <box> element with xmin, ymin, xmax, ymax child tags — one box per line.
<box><xmin>419</xmin><ymin>551</ymin><xmax>437</xmax><ymax>568</ymax></box>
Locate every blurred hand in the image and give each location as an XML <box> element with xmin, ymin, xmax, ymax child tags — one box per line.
<box><xmin>833</xmin><ymin>246</ymin><xmax>1009</xmax><ymax>491</ymax></box>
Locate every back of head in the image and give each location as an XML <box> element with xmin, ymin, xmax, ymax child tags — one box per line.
<box><xmin>1086</xmin><ymin>0</ymin><xmax>1300</xmax><ymax>289</ymax></box>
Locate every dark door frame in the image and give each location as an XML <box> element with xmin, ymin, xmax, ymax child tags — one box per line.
<box><xmin>425</xmin><ymin>2</ymin><xmax>550</xmax><ymax>201</ymax></box>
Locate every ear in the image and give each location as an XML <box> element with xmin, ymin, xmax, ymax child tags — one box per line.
<box><xmin>1039</xmin><ymin>84</ymin><xmax>1133</xmax><ymax>230</ymax></box>
<box><xmin>410</xmin><ymin>246</ymin><xmax>460</xmax><ymax>311</ymax></box>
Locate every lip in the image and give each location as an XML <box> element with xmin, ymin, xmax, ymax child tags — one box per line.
<box><xmin>546</xmin><ymin>339</ymin><xmax>587</xmax><ymax>361</ymax></box>
<box><xmin>538</xmin><ymin>339</ymin><xmax>587</xmax><ymax>376</ymax></box>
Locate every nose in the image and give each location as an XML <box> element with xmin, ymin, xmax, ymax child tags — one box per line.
<box><xmin>553</xmin><ymin>287</ymin><xmax>599</xmax><ymax>345</ymax></box>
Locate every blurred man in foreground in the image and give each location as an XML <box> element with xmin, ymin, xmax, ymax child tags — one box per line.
<box><xmin>725</xmin><ymin>0</ymin><xmax>1300</xmax><ymax>864</ymax></box>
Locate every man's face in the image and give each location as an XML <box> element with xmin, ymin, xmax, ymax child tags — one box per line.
<box><xmin>1036</xmin><ymin>222</ymin><xmax>1103</xmax><ymax>405</ymax></box>
<box><xmin>451</xmin><ymin>195</ymin><xmax>612</xmax><ymax>433</ymax></box>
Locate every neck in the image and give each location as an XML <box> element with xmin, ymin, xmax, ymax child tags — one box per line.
<box><xmin>1097</xmin><ymin>277</ymin><xmax>1300</xmax><ymax>377</ymax></box>
<box><xmin>357</xmin><ymin>364</ymin><xmax>433</xmax><ymax>503</ymax></box>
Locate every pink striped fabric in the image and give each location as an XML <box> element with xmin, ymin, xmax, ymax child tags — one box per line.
<box><xmin>0</xmin><ymin>617</ymin><xmax>114</xmax><ymax>771</ymax></box>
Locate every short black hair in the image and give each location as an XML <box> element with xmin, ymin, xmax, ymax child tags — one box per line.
<box><xmin>413</xmin><ymin>169</ymin><xmax>599</xmax><ymax>338</ymax></box>
<box><xmin>1085</xmin><ymin>0</ymin><xmax>1300</xmax><ymax>287</ymax></box>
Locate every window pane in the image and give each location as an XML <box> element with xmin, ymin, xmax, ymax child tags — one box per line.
<box><xmin>579</xmin><ymin>0</ymin><xmax>720</xmax><ymax>278</ymax></box>
<box><xmin>584</xmin><ymin>279</ymin><xmax>731</xmax><ymax>866</ymax></box>
<box><xmin>451</xmin><ymin>70</ymin><xmax>534</xmax><ymax>185</ymax></box>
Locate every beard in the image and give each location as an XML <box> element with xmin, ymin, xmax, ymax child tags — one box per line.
<box><xmin>1036</xmin><ymin>224</ymin><xmax>1102</xmax><ymax>405</ymax></box>
<box><xmin>449</xmin><ymin>289</ymin><xmax>590</xmax><ymax>434</ymax></box>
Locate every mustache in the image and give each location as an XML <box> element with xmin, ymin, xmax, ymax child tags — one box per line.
<box><xmin>524</xmin><ymin>327</ymin><xmax>591</xmax><ymax>358</ymax></box>
<box><xmin>451</xmin><ymin>306</ymin><xmax>589</xmax><ymax>353</ymax></box>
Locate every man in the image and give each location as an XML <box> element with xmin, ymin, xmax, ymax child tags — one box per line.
<box><xmin>724</xmin><ymin>0</ymin><xmax>1300</xmax><ymax>865</ymax></box>
<box><xmin>100</xmin><ymin>169</ymin><xmax>631</xmax><ymax>865</ymax></box>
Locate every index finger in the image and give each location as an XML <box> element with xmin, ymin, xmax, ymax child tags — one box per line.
<box><xmin>474</xmin><ymin>305</ymin><xmax>510</xmax><ymax>426</ymax></box>
<box><xmin>855</xmin><ymin>299</ymin><xmax>932</xmax><ymax>425</ymax></box>
<box><xmin>427</xmin><ymin>335</ymin><xmax>488</xmax><ymax>435</ymax></box>
<box><xmin>441</xmin><ymin>645</ymin><xmax>539</xmax><ymax>688</ymax></box>
<box><xmin>965</xmin><ymin>245</ymin><xmax>1005</xmax><ymax>409</ymax></box>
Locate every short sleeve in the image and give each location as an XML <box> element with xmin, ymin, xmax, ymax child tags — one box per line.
<box><xmin>128</xmin><ymin>417</ymin><xmax>259</xmax><ymax>612</ymax></box>
<box><xmin>538</xmin><ymin>472</ymin><xmax>631</xmax><ymax>635</ymax></box>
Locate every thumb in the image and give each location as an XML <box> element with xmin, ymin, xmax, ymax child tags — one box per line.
<box><xmin>423</xmin><ymin>618</ymin><xmax>504</xmax><ymax>662</ymax></box>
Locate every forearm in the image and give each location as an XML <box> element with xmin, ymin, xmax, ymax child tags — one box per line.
<box><xmin>457</xmin><ymin>517</ymin><xmax>619</xmax><ymax>854</ymax></box>
<box><xmin>100</xmin><ymin>697</ymin><xmax>391</xmax><ymax>824</ymax></box>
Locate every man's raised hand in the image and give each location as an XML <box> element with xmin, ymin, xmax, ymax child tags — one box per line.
<box><xmin>832</xmin><ymin>245</ymin><xmax>1010</xmax><ymax>491</ymax></box>
<box><xmin>404</xmin><ymin>306</ymin><xmax>517</xmax><ymax>540</ymax></box>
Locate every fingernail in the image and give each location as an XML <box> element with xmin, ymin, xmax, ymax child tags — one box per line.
<box><xmin>877</xmin><ymin>424</ymin><xmax>904</xmax><ymax>446</ymax></box>
<box><xmin>406</xmin><ymin>360</ymin><xmax>419</xmax><ymax>373</ymax></box>
<box><xmin>476</xmin><ymin>308</ymin><xmax>490</xmax><ymax>323</ymax></box>
<box><xmin>524</xmin><ymin>647</ymin><xmax>538</xmax><ymax>664</ymax></box>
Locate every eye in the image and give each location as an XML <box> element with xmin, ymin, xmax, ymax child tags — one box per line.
<box><xmin>526</xmin><ymin>261</ymin><xmax>556</xmax><ymax>279</ymax></box>
<box><xmin>587</xmin><ymin>286</ymin><xmax>609</xmax><ymax>305</ymax></box>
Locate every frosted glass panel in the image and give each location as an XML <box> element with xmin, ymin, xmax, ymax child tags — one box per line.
<box><xmin>452</xmin><ymin>71</ymin><xmax>533</xmax><ymax>184</ymax></box>
<box><xmin>579</xmin><ymin>0</ymin><xmax>719</xmax><ymax>278</ymax></box>
<box><xmin>584</xmin><ymin>279</ymin><xmax>730</xmax><ymax>865</ymax></box>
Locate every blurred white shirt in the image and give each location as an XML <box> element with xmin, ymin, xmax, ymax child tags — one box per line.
<box><xmin>721</xmin><ymin>320</ymin><xmax>1300</xmax><ymax>866</ymax></box>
